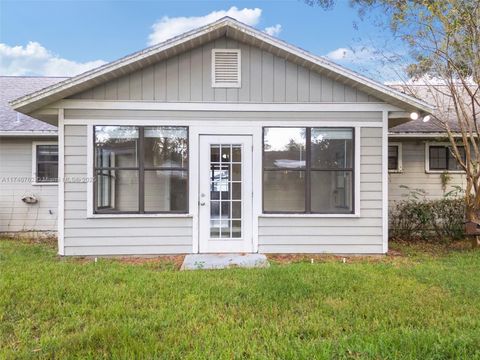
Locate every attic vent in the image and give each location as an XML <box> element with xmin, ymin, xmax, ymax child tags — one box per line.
<box><xmin>212</xmin><ymin>49</ymin><xmax>241</xmax><ymax>88</ymax></box>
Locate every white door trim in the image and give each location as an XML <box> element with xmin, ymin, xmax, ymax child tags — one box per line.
<box><xmin>190</xmin><ymin>126</ymin><xmax>261</xmax><ymax>253</ymax></box>
<box><xmin>198</xmin><ymin>135</ymin><xmax>253</xmax><ymax>253</ymax></box>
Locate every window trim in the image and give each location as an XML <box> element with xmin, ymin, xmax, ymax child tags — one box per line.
<box><xmin>31</xmin><ymin>141</ymin><xmax>59</xmax><ymax>186</ymax></box>
<box><xmin>388</xmin><ymin>142</ymin><xmax>403</xmax><ymax>173</ymax></box>
<box><xmin>262</xmin><ymin>126</ymin><xmax>356</xmax><ymax>215</ymax></box>
<box><xmin>425</xmin><ymin>142</ymin><xmax>465</xmax><ymax>174</ymax></box>
<box><xmin>211</xmin><ymin>49</ymin><xmax>241</xmax><ymax>88</ymax></box>
<box><xmin>93</xmin><ymin>125</ymin><xmax>189</xmax><ymax>215</ymax></box>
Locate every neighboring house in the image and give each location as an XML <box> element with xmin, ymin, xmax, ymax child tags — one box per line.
<box><xmin>0</xmin><ymin>76</ymin><xmax>66</xmax><ymax>235</ymax></box>
<box><xmin>388</xmin><ymin>85</ymin><xmax>467</xmax><ymax>205</ymax></box>
<box><xmin>8</xmin><ymin>17</ymin><xmax>434</xmax><ymax>255</ymax></box>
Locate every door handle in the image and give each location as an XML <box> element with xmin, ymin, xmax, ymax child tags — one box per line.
<box><xmin>200</xmin><ymin>202</ymin><xmax>206</xmax><ymax>206</ymax></box>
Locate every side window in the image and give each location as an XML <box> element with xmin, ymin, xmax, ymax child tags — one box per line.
<box><xmin>34</xmin><ymin>143</ymin><xmax>58</xmax><ymax>183</ymax></box>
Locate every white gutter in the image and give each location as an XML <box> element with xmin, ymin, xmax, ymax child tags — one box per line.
<box><xmin>0</xmin><ymin>130</ymin><xmax>58</xmax><ymax>137</ymax></box>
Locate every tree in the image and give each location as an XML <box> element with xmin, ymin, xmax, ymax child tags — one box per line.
<box><xmin>309</xmin><ymin>0</ymin><xmax>480</xmax><ymax>246</ymax></box>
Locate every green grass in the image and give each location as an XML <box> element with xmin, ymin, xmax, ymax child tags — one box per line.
<box><xmin>1</xmin><ymin>240</ymin><xmax>480</xmax><ymax>359</ymax></box>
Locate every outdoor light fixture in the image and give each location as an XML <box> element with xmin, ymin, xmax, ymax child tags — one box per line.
<box><xmin>423</xmin><ymin>115</ymin><xmax>431</xmax><ymax>122</ymax></box>
<box><xmin>410</xmin><ymin>112</ymin><xmax>419</xmax><ymax>120</ymax></box>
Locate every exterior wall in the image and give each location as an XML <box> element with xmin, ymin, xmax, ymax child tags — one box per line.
<box><xmin>0</xmin><ymin>137</ymin><xmax>58</xmax><ymax>233</ymax></box>
<box><xmin>258</xmin><ymin>127</ymin><xmax>383</xmax><ymax>254</ymax></box>
<box><xmin>62</xmin><ymin>110</ymin><xmax>384</xmax><ymax>255</ymax></box>
<box><xmin>69</xmin><ymin>37</ymin><xmax>380</xmax><ymax>104</ymax></box>
<box><xmin>388</xmin><ymin>138</ymin><xmax>466</xmax><ymax>205</ymax></box>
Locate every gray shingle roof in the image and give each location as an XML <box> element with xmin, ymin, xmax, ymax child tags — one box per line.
<box><xmin>389</xmin><ymin>84</ymin><xmax>474</xmax><ymax>134</ymax></box>
<box><xmin>0</xmin><ymin>76</ymin><xmax>67</xmax><ymax>132</ymax></box>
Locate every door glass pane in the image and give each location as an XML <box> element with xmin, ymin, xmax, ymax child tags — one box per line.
<box><xmin>210</xmin><ymin>144</ymin><xmax>242</xmax><ymax>239</ymax></box>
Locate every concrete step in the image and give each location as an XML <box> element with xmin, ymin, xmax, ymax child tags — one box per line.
<box><xmin>181</xmin><ymin>253</ymin><xmax>270</xmax><ymax>270</ymax></box>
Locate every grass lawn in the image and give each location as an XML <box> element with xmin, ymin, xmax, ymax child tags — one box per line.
<box><xmin>1</xmin><ymin>239</ymin><xmax>480</xmax><ymax>359</ymax></box>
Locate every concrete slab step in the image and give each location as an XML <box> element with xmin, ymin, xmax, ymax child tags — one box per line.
<box><xmin>181</xmin><ymin>253</ymin><xmax>270</xmax><ymax>270</ymax></box>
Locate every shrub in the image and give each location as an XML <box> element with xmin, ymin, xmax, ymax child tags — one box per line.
<box><xmin>389</xmin><ymin>186</ymin><xmax>465</xmax><ymax>241</ymax></box>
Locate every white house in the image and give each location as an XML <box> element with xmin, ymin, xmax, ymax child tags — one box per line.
<box><xmin>6</xmin><ymin>17</ymin><xmax>434</xmax><ymax>255</ymax></box>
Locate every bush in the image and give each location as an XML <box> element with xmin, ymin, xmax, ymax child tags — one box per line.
<box><xmin>389</xmin><ymin>186</ymin><xmax>465</xmax><ymax>241</ymax></box>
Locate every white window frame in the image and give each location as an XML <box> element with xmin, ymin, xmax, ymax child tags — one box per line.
<box><xmin>425</xmin><ymin>142</ymin><xmax>465</xmax><ymax>174</ymax></box>
<box><xmin>211</xmin><ymin>49</ymin><xmax>241</xmax><ymax>88</ymax></box>
<box><xmin>32</xmin><ymin>141</ymin><xmax>59</xmax><ymax>186</ymax></box>
<box><xmin>388</xmin><ymin>142</ymin><xmax>403</xmax><ymax>173</ymax></box>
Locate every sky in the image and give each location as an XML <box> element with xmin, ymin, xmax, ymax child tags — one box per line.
<box><xmin>0</xmin><ymin>0</ymin><xmax>404</xmax><ymax>82</ymax></box>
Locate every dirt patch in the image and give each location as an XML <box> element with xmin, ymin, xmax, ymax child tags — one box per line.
<box><xmin>115</xmin><ymin>255</ymin><xmax>185</xmax><ymax>269</ymax></box>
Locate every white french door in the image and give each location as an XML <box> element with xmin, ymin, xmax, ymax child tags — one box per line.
<box><xmin>198</xmin><ymin>135</ymin><xmax>253</xmax><ymax>253</ymax></box>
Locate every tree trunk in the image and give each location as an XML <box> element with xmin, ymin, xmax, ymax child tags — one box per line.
<box><xmin>472</xmin><ymin>236</ymin><xmax>480</xmax><ymax>249</ymax></box>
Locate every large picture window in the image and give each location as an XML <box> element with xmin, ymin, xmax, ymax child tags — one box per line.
<box><xmin>263</xmin><ymin>127</ymin><xmax>354</xmax><ymax>214</ymax></box>
<box><xmin>94</xmin><ymin>126</ymin><xmax>188</xmax><ymax>214</ymax></box>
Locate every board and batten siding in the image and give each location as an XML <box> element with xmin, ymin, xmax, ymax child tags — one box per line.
<box><xmin>62</xmin><ymin>110</ymin><xmax>384</xmax><ymax>255</ymax></box>
<box><xmin>0</xmin><ymin>137</ymin><xmax>58</xmax><ymax>233</ymax></box>
<box><xmin>63</xmin><ymin>125</ymin><xmax>192</xmax><ymax>256</ymax></box>
<box><xmin>68</xmin><ymin>37</ymin><xmax>381</xmax><ymax>104</ymax></box>
<box><xmin>258</xmin><ymin>127</ymin><xmax>383</xmax><ymax>254</ymax></box>
<box><xmin>388</xmin><ymin>138</ymin><xmax>466</xmax><ymax>204</ymax></box>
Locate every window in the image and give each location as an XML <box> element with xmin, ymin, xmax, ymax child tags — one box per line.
<box><xmin>94</xmin><ymin>126</ymin><xmax>188</xmax><ymax>214</ymax></box>
<box><xmin>263</xmin><ymin>127</ymin><xmax>354</xmax><ymax>214</ymax></box>
<box><xmin>211</xmin><ymin>49</ymin><xmax>241</xmax><ymax>88</ymax></box>
<box><xmin>388</xmin><ymin>143</ymin><xmax>402</xmax><ymax>172</ymax></box>
<box><xmin>427</xmin><ymin>144</ymin><xmax>465</xmax><ymax>172</ymax></box>
<box><xmin>33</xmin><ymin>142</ymin><xmax>58</xmax><ymax>183</ymax></box>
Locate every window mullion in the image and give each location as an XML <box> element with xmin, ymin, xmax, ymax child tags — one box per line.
<box><xmin>305</xmin><ymin>127</ymin><xmax>311</xmax><ymax>214</ymax></box>
<box><xmin>139</xmin><ymin>127</ymin><xmax>145</xmax><ymax>214</ymax></box>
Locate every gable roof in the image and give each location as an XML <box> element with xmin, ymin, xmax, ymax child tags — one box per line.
<box><xmin>11</xmin><ymin>17</ymin><xmax>434</xmax><ymax>115</ymax></box>
<box><xmin>0</xmin><ymin>76</ymin><xmax>67</xmax><ymax>134</ymax></box>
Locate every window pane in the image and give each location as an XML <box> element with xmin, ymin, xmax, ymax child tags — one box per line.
<box><xmin>264</xmin><ymin>128</ymin><xmax>306</xmax><ymax>169</ymax></box>
<box><xmin>447</xmin><ymin>146</ymin><xmax>464</xmax><ymax>171</ymax></box>
<box><xmin>311</xmin><ymin>171</ymin><xmax>353</xmax><ymax>213</ymax></box>
<box><xmin>95</xmin><ymin>170</ymin><xmax>139</xmax><ymax>212</ymax></box>
<box><xmin>144</xmin><ymin>170</ymin><xmax>188</xmax><ymax>212</ymax></box>
<box><xmin>37</xmin><ymin>162</ymin><xmax>58</xmax><ymax>183</ymax></box>
<box><xmin>429</xmin><ymin>146</ymin><xmax>447</xmax><ymax>170</ymax></box>
<box><xmin>95</xmin><ymin>126</ymin><xmax>138</xmax><ymax>168</ymax></box>
<box><xmin>144</xmin><ymin>127</ymin><xmax>188</xmax><ymax>168</ymax></box>
<box><xmin>388</xmin><ymin>146</ymin><xmax>398</xmax><ymax>170</ymax></box>
<box><xmin>311</xmin><ymin>128</ymin><xmax>353</xmax><ymax>169</ymax></box>
<box><xmin>37</xmin><ymin>145</ymin><xmax>58</xmax><ymax>162</ymax></box>
<box><xmin>263</xmin><ymin>171</ymin><xmax>305</xmax><ymax>212</ymax></box>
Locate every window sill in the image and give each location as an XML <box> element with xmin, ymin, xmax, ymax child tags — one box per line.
<box><xmin>32</xmin><ymin>182</ymin><xmax>58</xmax><ymax>186</ymax></box>
<box><xmin>87</xmin><ymin>213</ymin><xmax>193</xmax><ymax>219</ymax></box>
<box><xmin>259</xmin><ymin>213</ymin><xmax>360</xmax><ymax>218</ymax></box>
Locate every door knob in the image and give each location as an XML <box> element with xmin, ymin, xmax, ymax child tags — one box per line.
<box><xmin>200</xmin><ymin>202</ymin><xmax>206</xmax><ymax>206</ymax></box>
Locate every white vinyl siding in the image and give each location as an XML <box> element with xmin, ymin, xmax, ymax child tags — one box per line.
<box><xmin>0</xmin><ymin>137</ymin><xmax>58</xmax><ymax>233</ymax></box>
<box><xmin>388</xmin><ymin>138</ymin><xmax>466</xmax><ymax>204</ymax></box>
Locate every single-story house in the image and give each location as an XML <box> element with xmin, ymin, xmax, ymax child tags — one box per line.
<box><xmin>4</xmin><ymin>17</ymin><xmax>440</xmax><ymax>255</ymax></box>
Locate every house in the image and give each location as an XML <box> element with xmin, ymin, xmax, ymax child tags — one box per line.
<box><xmin>5</xmin><ymin>17</ymin><xmax>434</xmax><ymax>255</ymax></box>
<box><xmin>388</xmin><ymin>85</ymin><xmax>467</xmax><ymax>204</ymax></box>
<box><xmin>0</xmin><ymin>76</ymin><xmax>66</xmax><ymax>235</ymax></box>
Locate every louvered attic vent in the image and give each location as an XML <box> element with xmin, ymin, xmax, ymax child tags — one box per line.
<box><xmin>212</xmin><ymin>49</ymin><xmax>241</xmax><ymax>88</ymax></box>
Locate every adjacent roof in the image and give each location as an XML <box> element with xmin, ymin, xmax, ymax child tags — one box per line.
<box><xmin>11</xmin><ymin>17</ymin><xmax>434</xmax><ymax>115</ymax></box>
<box><xmin>0</xmin><ymin>76</ymin><xmax>67</xmax><ymax>133</ymax></box>
<box><xmin>389</xmin><ymin>84</ymin><xmax>474</xmax><ymax>134</ymax></box>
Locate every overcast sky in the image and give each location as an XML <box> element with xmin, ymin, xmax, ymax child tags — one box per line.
<box><xmin>0</xmin><ymin>0</ymin><xmax>403</xmax><ymax>81</ymax></box>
